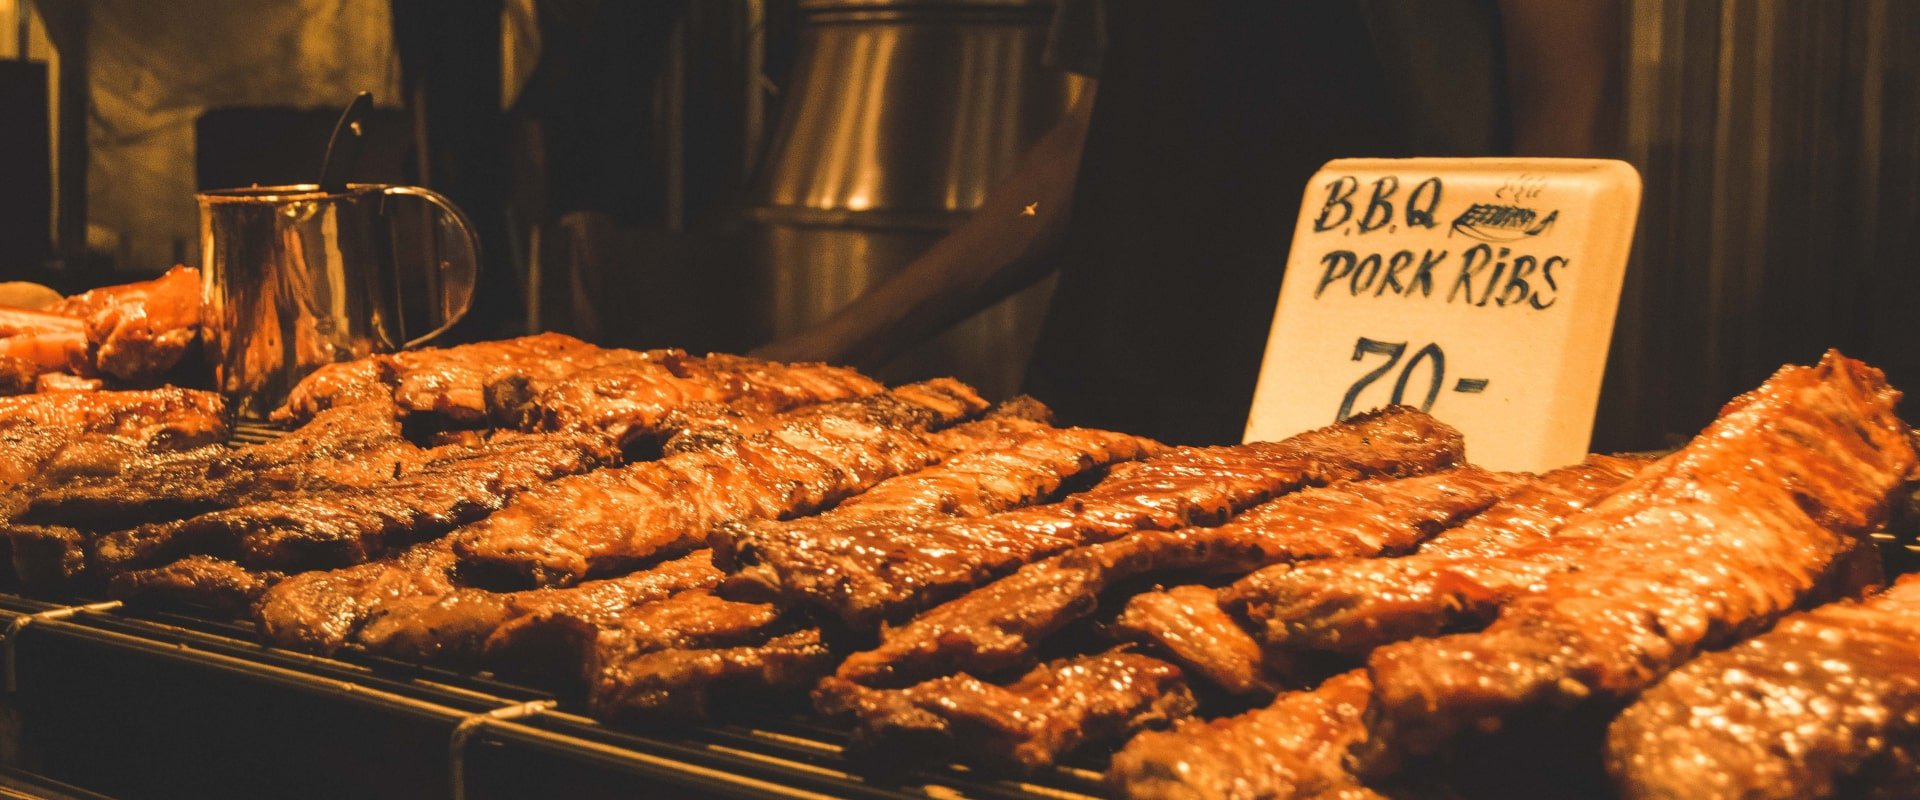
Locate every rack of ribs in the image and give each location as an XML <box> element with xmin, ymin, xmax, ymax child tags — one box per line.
<box><xmin>1111</xmin><ymin>585</ymin><xmax>1277</xmax><ymax>696</ymax></box>
<box><xmin>448</xmin><ymin>379</ymin><xmax>992</xmax><ymax>588</ymax></box>
<box><xmin>273</xmin><ymin>333</ymin><xmax>632</xmax><ymax>424</ymax></box>
<box><xmin>1106</xmin><ymin>670</ymin><xmax>1378</xmax><ymax>800</ymax></box>
<box><xmin>591</xmin><ymin>629</ymin><xmax>839</xmax><ymax>726</ymax></box>
<box><xmin>106</xmin><ymin>556</ymin><xmax>286</xmax><ymax>617</ymax></box>
<box><xmin>741</xmin><ymin>406</ymin><xmax>1465</xmax><ymax>630</ymax></box>
<box><xmin>817</xmin><ymin>649</ymin><xmax>1197</xmax><ymax>774</ymax></box>
<box><xmin>255</xmin><ymin>395</ymin><xmax>1049</xmax><ymax>656</ymax></box>
<box><xmin>828</xmin><ymin>467</ymin><xmax>1523</xmax><ymax>689</ymax></box>
<box><xmin>91</xmin><ymin>430</ymin><xmax>619</xmax><ymax>575</ymax></box>
<box><xmin>1222</xmin><ymin>454</ymin><xmax>1648</xmax><ymax>660</ymax></box>
<box><xmin>1354</xmin><ymin>351</ymin><xmax>1916</xmax><ymax>776</ymax></box>
<box><xmin>0</xmin><ymin>387</ymin><xmax>227</xmax><ymax>492</ymax></box>
<box><xmin>328</xmin><ymin>408</ymin><xmax>1108</xmax><ymax>668</ymax></box>
<box><xmin>1607</xmin><ymin>573</ymin><xmax>1920</xmax><ymax>799</ymax></box>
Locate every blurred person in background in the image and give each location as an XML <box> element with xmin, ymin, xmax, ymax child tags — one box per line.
<box><xmin>756</xmin><ymin>0</ymin><xmax>1619</xmax><ymax>445</ymax></box>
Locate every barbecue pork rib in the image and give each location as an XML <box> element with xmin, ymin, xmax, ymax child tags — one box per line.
<box><xmin>49</xmin><ymin>265</ymin><xmax>204</xmax><ymax>382</ymax></box>
<box><xmin>743</xmin><ymin>407</ymin><xmax>1464</xmax><ymax>630</ymax></box>
<box><xmin>273</xmin><ymin>333</ymin><xmax>630</xmax><ymax>423</ymax></box>
<box><xmin>829</xmin><ymin>466</ymin><xmax>1522</xmax><ymax>688</ymax></box>
<box><xmin>0</xmin><ymin>387</ymin><xmax>227</xmax><ymax>491</ymax></box>
<box><xmin>1107</xmin><ymin>669</ymin><xmax>1379</xmax><ymax>800</ymax></box>
<box><xmin>257</xmin><ymin>397</ymin><xmax>1050</xmax><ymax>655</ymax></box>
<box><xmin>712</xmin><ymin>424</ymin><xmax>1164</xmax><ymax>600</ymax></box>
<box><xmin>449</xmin><ymin>379</ymin><xmax>992</xmax><ymax>588</ymax></box>
<box><xmin>332</xmin><ymin>408</ymin><xmax>1094</xmax><ymax>666</ymax></box>
<box><xmin>1111</xmin><ymin>585</ymin><xmax>1277</xmax><ymax>696</ymax></box>
<box><xmin>590</xmin><ymin>628</ymin><xmax>838</xmax><ymax>726</ymax></box>
<box><xmin>1224</xmin><ymin>455</ymin><xmax>1648</xmax><ymax>659</ymax></box>
<box><xmin>817</xmin><ymin>650</ymin><xmax>1197</xmax><ymax>774</ymax></box>
<box><xmin>1607</xmin><ymin>573</ymin><xmax>1920</xmax><ymax>800</ymax></box>
<box><xmin>107</xmin><ymin>556</ymin><xmax>285</xmax><ymax>617</ymax></box>
<box><xmin>17</xmin><ymin>399</ymin><xmax>422</xmax><ymax>532</ymax></box>
<box><xmin>1355</xmin><ymin>351</ymin><xmax>1916</xmax><ymax>776</ymax></box>
<box><xmin>525</xmin><ymin>351</ymin><xmax>885</xmax><ymax>441</ymax></box>
<box><xmin>92</xmin><ymin>431</ymin><xmax>618</xmax><ymax>575</ymax></box>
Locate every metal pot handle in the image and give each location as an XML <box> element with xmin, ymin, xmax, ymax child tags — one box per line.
<box><xmin>381</xmin><ymin>185</ymin><xmax>480</xmax><ymax>348</ymax></box>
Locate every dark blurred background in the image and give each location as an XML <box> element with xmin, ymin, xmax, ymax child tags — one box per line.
<box><xmin>0</xmin><ymin>0</ymin><xmax>1915</xmax><ymax>452</ymax></box>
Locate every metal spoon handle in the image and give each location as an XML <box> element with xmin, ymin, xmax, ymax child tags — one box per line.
<box><xmin>318</xmin><ymin>91</ymin><xmax>374</xmax><ymax>193</ymax></box>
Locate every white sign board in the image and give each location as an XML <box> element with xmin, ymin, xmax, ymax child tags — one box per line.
<box><xmin>1244</xmin><ymin>158</ymin><xmax>1641</xmax><ymax>472</ymax></box>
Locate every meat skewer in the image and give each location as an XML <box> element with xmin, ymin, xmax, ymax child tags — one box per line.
<box><xmin>1355</xmin><ymin>351</ymin><xmax>1915</xmax><ymax>777</ymax></box>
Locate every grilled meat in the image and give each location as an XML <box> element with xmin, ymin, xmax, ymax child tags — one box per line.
<box><xmin>590</xmin><ymin>628</ymin><xmax>839</xmax><ymax>726</ymax></box>
<box><xmin>760</xmin><ymin>407</ymin><xmax>1464</xmax><ymax>630</ymax></box>
<box><xmin>1607</xmin><ymin>574</ymin><xmax>1920</xmax><ymax>800</ymax></box>
<box><xmin>349</xmin><ymin>549</ymin><xmax>723</xmax><ymax>666</ymax></box>
<box><xmin>0</xmin><ymin>307</ymin><xmax>83</xmax><ymax>337</ymax></box>
<box><xmin>528</xmin><ymin>352</ymin><xmax>883</xmax><ymax>441</ymax></box>
<box><xmin>1356</xmin><ymin>352</ymin><xmax>1915</xmax><ymax>775</ymax></box>
<box><xmin>1112</xmin><ymin>585</ymin><xmax>1276</xmax><ymax>696</ymax></box>
<box><xmin>18</xmin><ymin>399</ymin><xmax>420</xmax><ymax>531</ymax></box>
<box><xmin>818</xmin><ymin>650</ymin><xmax>1197</xmax><ymax>773</ymax></box>
<box><xmin>92</xmin><ymin>431</ymin><xmax>618</xmax><ymax>574</ymax></box>
<box><xmin>1107</xmin><ymin>670</ymin><xmax>1378</xmax><ymax>800</ymax></box>
<box><xmin>831</xmin><ymin>467</ymin><xmax>1521</xmax><ymax>688</ymax></box>
<box><xmin>0</xmin><ymin>388</ymin><xmax>227</xmax><ymax>491</ymax></box>
<box><xmin>273</xmin><ymin>332</ymin><xmax>629</xmax><ymax>424</ymax></box>
<box><xmin>713</xmin><ymin>424</ymin><xmax>1164</xmax><ymax>602</ymax></box>
<box><xmin>255</xmin><ymin>538</ymin><xmax>459</xmax><ymax>655</ymax></box>
<box><xmin>0</xmin><ymin>355</ymin><xmax>33</xmax><ymax>395</ymax></box>
<box><xmin>50</xmin><ymin>265</ymin><xmax>203</xmax><ymax>382</ymax></box>
<box><xmin>1224</xmin><ymin>455</ymin><xmax>1648</xmax><ymax>659</ymax></box>
<box><xmin>449</xmin><ymin>380</ymin><xmax>990</xmax><ymax>588</ymax></box>
<box><xmin>107</xmin><ymin>556</ymin><xmax>284</xmax><ymax>617</ymax></box>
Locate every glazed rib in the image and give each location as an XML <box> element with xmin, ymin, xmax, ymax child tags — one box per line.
<box><xmin>1356</xmin><ymin>351</ymin><xmax>1916</xmax><ymax>775</ymax></box>
<box><xmin>449</xmin><ymin>379</ymin><xmax>990</xmax><ymax>588</ymax></box>
<box><xmin>590</xmin><ymin>628</ymin><xmax>839</xmax><ymax>726</ymax></box>
<box><xmin>272</xmin><ymin>332</ymin><xmax>631</xmax><ymax>424</ymax></box>
<box><xmin>817</xmin><ymin>650</ymin><xmax>1197</xmax><ymax>773</ymax></box>
<box><xmin>53</xmin><ymin>265</ymin><xmax>204</xmax><ymax>382</ymax></box>
<box><xmin>521</xmin><ymin>351</ymin><xmax>883</xmax><ymax>442</ymax></box>
<box><xmin>1107</xmin><ymin>670</ymin><xmax>1379</xmax><ymax>800</ymax></box>
<box><xmin>712</xmin><ymin>424</ymin><xmax>1164</xmax><ymax>601</ymax></box>
<box><xmin>348</xmin><ymin>549</ymin><xmax>723</xmax><ymax>666</ymax></box>
<box><xmin>93</xmin><ymin>431</ymin><xmax>618</xmax><ymax>574</ymax></box>
<box><xmin>0</xmin><ymin>388</ymin><xmax>227</xmax><ymax>491</ymax></box>
<box><xmin>831</xmin><ymin>467</ymin><xmax>1521</xmax><ymax>688</ymax></box>
<box><xmin>1112</xmin><ymin>585</ymin><xmax>1276</xmax><ymax>696</ymax></box>
<box><xmin>107</xmin><ymin>556</ymin><xmax>285</xmax><ymax>617</ymax></box>
<box><xmin>1224</xmin><ymin>455</ymin><xmax>1648</xmax><ymax>659</ymax></box>
<box><xmin>18</xmin><ymin>399</ymin><xmax>422</xmax><ymax>531</ymax></box>
<box><xmin>255</xmin><ymin>538</ymin><xmax>460</xmax><ymax>655</ymax></box>
<box><xmin>761</xmin><ymin>407</ymin><xmax>1464</xmax><ymax>630</ymax></box>
<box><xmin>1607</xmin><ymin>573</ymin><xmax>1920</xmax><ymax>800</ymax></box>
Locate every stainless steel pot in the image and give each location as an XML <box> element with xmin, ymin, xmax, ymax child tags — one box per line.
<box><xmin>747</xmin><ymin>0</ymin><xmax>1079</xmax><ymax>398</ymax></box>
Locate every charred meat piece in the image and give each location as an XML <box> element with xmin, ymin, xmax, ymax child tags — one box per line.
<box><xmin>273</xmin><ymin>332</ymin><xmax>629</xmax><ymax>424</ymax></box>
<box><xmin>50</xmin><ymin>265</ymin><xmax>204</xmax><ymax>382</ymax></box>
<box><xmin>529</xmin><ymin>352</ymin><xmax>883</xmax><ymax>441</ymax></box>
<box><xmin>1608</xmin><ymin>574</ymin><xmax>1920</xmax><ymax>800</ymax></box>
<box><xmin>818</xmin><ymin>650</ymin><xmax>1197</xmax><ymax>774</ymax></box>
<box><xmin>19</xmin><ymin>399</ymin><xmax>421</xmax><ymax>531</ymax></box>
<box><xmin>255</xmin><ymin>539</ymin><xmax>459</xmax><ymax>655</ymax></box>
<box><xmin>0</xmin><ymin>355</ymin><xmax>34</xmax><ymax>395</ymax></box>
<box><xmin>832</xmin><ymin>467</ymin><xmax>1521</xmax><ymax>687</ymax></box>
<box><xmin>0</xmin><ymin>388</ymin><xmax>227</xmax><ymax>490</ymax></box>
<box><xmin>1224</xmin><ymin>455</ymin><xmax>1648</xmax><ymax>659</ymax></box>
<box><xmin>348</xmin><ymin>550</ymin><xmax>723</xmax><ymax>666</ymax></box>
<box><xmin>764</xmin><ymin>407</ymin><xmax>1464</xmax><ymax>630</ymax></box>
<box><xmin>107</xmin><ymin>556</ymin><xmax>285</xmax><ymax>618</ymax></box>
<box><xmin>713</xmin><ymin>424</ymin><xmax>1164</xmax><ymax>601</ymax></box>
<box><xmin>450</xmin><ymin>380</ymin><xmax>989</xmax><ymax>588</ymax></box>
<box><xmin>1107</xmin><ymin>670</ymin><xmax>1378</xmax><ymax>800</ymax></box>
<box><xmin>590</xmin><ymin>629</ymin><xmax>839</xmax><ymax>726</ymax></box>
<box><xmin>0</xmin><ymin>329</ymin><xmax>91</xmax><ymax>377</ymax></box>
<box><xmin>1112</xmin><ymin>585</ymin><xmax>1277</xmax><ymax>696</ymax></box>
<box><xmin>1356</xmin><ymin>351</ymin><xmax>1916</xmax><ymax>776</ymax></box>
<box><xmin>93</xmin><ymin>431</ymin><xmax>618</xmax><ymax>575</ymax></box>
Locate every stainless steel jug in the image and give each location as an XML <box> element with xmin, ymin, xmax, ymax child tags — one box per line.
<box><xmin>197</xmin><ymin>183</ymin><xmax>479</xmax><ymax>418</ymax></box>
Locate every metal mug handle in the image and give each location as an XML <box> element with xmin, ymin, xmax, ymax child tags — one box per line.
<box><xmin>379</xmin><ymin>185</ymin><xmax>479</xmax><ymax>348</ymax></box>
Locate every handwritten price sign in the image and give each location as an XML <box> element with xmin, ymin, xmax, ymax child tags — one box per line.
<box><xmin>1244</xmin><ymin>158</ymin><xmax>1641</xmax><ymax>471</ymax></box>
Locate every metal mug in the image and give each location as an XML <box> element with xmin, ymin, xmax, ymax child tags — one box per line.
<box><xmin>197</xmin><ymin>183</ymin><xmax>479</xmax><ymax>418</ymax></box>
